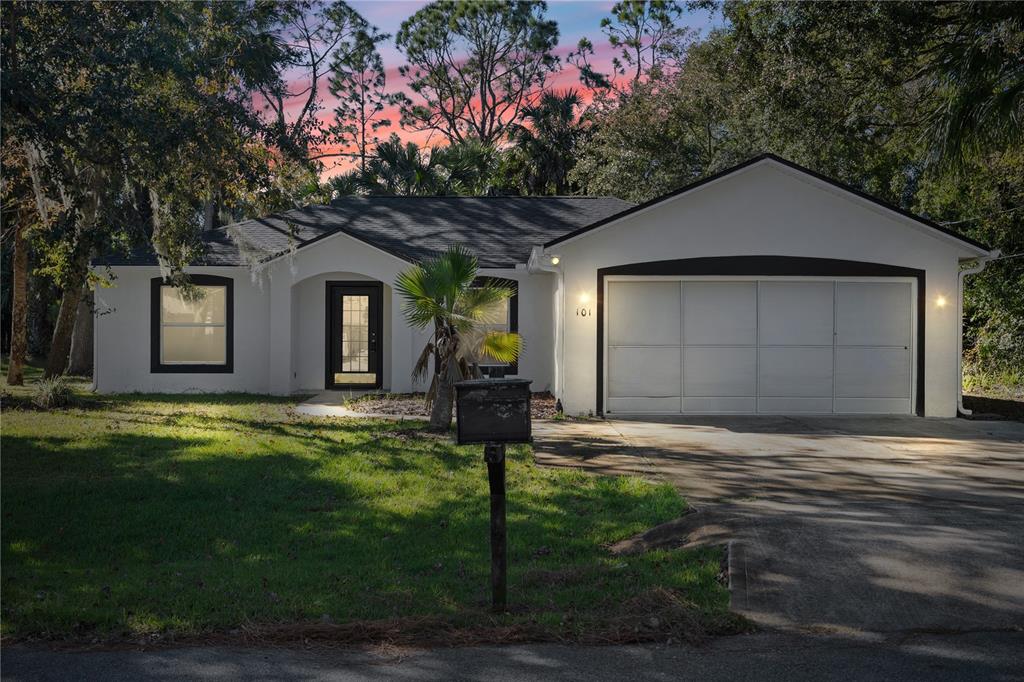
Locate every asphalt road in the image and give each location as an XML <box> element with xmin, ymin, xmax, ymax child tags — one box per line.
<box><xmin>5</xmin><ymin>631</ymin><xmax>1024</xmax><ymax>681</ymax></box>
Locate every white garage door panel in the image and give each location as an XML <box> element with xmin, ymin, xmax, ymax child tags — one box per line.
<box><xmin>607</xmin><ymin>281</ymin><xmax>681</xmax><ymax>346</ymax></box>
<box><xmin>683</xmin><ymin>397</ymin><xmax>757</xmax><ymax>413</ymax></box>
<box><xmin>608</xmin><ymin>397</ymin><xmax>682</xmax><ymax>413</ymax></box>
<box><xmin>605</xmin><ymin>278</ymin><xmax>914</xmax><ymax>415</ymax></box>
<box><xmin>834</xmin><ymin>397</ymin><xmax>913</xmax><ymax>414</ymax></box>
<box><xmin>684</xmin><ymin>347</ymin><xmax>756</xmax><ymax>397</ymax></box>
<box><xmin>836</xmin><ymin>282</ymin><xmax>911</xmax><ymax>346</ymax></box>
<box><xmin>835</xmin><ymin>347</ymin><xmax>911</xmax><ymax>398</ymax></box>
<box><xmin>682</xmin><ymin>282</ymin><xmax>757</xmax><ymax>345</ymax></box>
<box><xmin>607</xmin><ymin>346</ymin><xmax>681</xmax><ymax>397</ymax></box>
<box><xmin>758</xmin><ymin>397</ymin><xmax>834</xmax><ymax>414</ymax></box>
<box><xmin>758</xmin><ymin>347</ymin><xmax>833</xmax><ymax>397</ymax></box>
<box><xmin>758</xmin><ymin>282</ymin><xmax>834</xmax><ymax>345</ymax></box>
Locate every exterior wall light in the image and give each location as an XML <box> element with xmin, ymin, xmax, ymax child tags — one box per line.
<box><xmin>936</xmin><ymin>295</ymin><xmax>948</xmax><ymax>308</ymax></box>
<box><xmin>576</xmin><ymin>291</ymin><xmax>593</xmax><ymax>317</ymax></box>
<box><xmin>549</xmin><ymin>256</ymin><xmax>560</xmax><ymax>265</ymax></box>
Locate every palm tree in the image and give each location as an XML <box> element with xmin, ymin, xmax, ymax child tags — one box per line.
<box><xmin>395</xmin><ymin>245</ymin><xmax>522</xmax><ymax>431</ymax></box>
<box><xmin>326</xmin><ymin>171</ymin><xmax>360</xmax><ymax>198</ymax></box>
<box><xmin>507</xmin><ymin>90</ymin><xmax>587</xmax><ymax>194</ymax></box>
<box><xmin>923</xmin><ymin>2</ymin><xmax>1024</xmax><ymax>168</ymax></box>
<box><xmin>358</xmin><ymin>133</ymin><xmax>444</xmax><ymax>196</ymax></box>
<box><xmin>432</xmin><ymin>138</ymin><xmax>503</xmax><ymax>195</ymax></box>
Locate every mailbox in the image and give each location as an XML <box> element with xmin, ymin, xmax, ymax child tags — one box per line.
<box><xmin>455</xmin><ymin>378</ymin><xmax>532</xmax><ymax>445</ymax></box>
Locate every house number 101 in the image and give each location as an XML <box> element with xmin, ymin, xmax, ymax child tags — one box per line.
<box><xmin>576</xmin><ymin>307</ymin><xmax>592</xmax><ymax>317</ymax></box>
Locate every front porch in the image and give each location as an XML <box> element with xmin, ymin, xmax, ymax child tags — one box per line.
<box><xmin>267</xmin><ymin>262</ymin><xmax>426</xmax><ymax>397</ymax></box>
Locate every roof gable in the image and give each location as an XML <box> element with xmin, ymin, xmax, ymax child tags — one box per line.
<box><xmin>544</xmin><ymin>154</ymin><xmax>991</xmax><ymax>255</ymax></box>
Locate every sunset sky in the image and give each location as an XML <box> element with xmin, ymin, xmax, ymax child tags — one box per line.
<box><xmin>300</xmin><ymin>1</ymin><xmax>723</xmax><ymax>177</ymax></box>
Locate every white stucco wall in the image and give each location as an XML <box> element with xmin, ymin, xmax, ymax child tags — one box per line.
<box><xmin>93</xmin><ymin>266</ymin><xmax>272</xmax><ymax>393</ymax></box>
<box><xmin>546</xmin><ymin>161</ymin><xmax>984</xmax><ymax>418</ymax></box>
<box><xmin>478</xmin><ymin>267</ymin><xmax>556</xmax><ymax>392</ymax></box>
<box><xmin>92</xmin><ymin>234</ymin><xmax>556</xmax><ymax>395</ymax></box>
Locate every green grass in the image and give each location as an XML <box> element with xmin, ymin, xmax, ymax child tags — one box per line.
<box><xmin>1</xmin><ymin>383</ymin><xmax>731</xmax><ymax>642</ymax></box>
<box><xmin>963</xmin><ymin>364</ymin><xmax>1024</xmax><ymax>401</ymax></box>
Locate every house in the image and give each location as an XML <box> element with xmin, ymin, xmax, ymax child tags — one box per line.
<box><xmin>93</xmin><ymin>155</ymin><xmax>994</xmax><ymax>418</ymax></box>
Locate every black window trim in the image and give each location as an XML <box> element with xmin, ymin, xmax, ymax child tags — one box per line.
<box><xmin>473</xmin><ymin>276</ymin><xmax>519</xmax><ymax>376</ymax></box>
<box><xmin>150</xmin><ymin>274</ymin><xmax>234</xmax><ymax>374</ymax></box>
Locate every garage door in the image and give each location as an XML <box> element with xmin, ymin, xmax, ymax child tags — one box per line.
<box><xmin>605</xmin><ymin>279</ymin><xmax>914</xmax><ymax>415</ymax></box>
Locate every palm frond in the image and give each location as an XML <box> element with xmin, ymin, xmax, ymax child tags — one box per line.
<box><xmin>440</xmin><ymin>352</ymin><xmax>466</xmax><ymax>387</ymax></box>
<box><xmin>434</xmin><ymin>244</ymin><xmax>479</xmax><ymax>306</ymax></box>
<box><xmin>423</xmin><ymin>373</ymin><xmax>438</xmax><ymax>406</ymax></box>
<box><xmin>457</xmin><ymin>284</ymin><xmax>514</xmax><ymax>321</ymax></box>
<box><xmin>395</xmin><ymin>266</ymin><xmax>447</xmax><ymax>328</ymax></box>
<box><xmin>480</xmin><ymin>331</ymin><xmax>522</xmax><ymax>364</ymax></box>
<box><xmin>412</xmin><ymin>341</ymin><xmax>435</xmax><ymax>382</ymax></box>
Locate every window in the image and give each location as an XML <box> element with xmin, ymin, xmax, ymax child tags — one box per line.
<box><xmin>473</xmin><ymin>277</ymin><xmax>518</xmax><ymax>376</ymax></box>
<box><xmin>151</xmin><ymin>275</ymin><xmax>233</xmax><ymax>373</ymax></box>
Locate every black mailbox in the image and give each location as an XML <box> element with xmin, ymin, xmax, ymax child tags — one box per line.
<box><xmin>455</xmin><ymin>378</ymin><xmax>532</xmax><ymax>445</ymax></box>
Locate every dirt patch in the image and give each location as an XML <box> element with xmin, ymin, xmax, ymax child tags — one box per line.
<box><xmin>608</xmin><ymin>510</ymin><xmax>735</xmax><ymax>556</ymax></box>
<box><xmin>4</xmin><ymin>595</ymin><xmax>748</xmax><ymax>652</ymax></box>
<box><xmin>347</xmin><ymin>392</ymin><xmax>559</xmax><ymax>420</ymax></box>
<box><xmin>586</xmin><ymin>587</ymin><xmax>747</xmax><ymax>645</ymax></box>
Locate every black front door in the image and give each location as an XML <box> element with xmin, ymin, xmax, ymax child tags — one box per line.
<box><xmin>326</xmin><ymin>282</ymin><xmax>383</xmax><ymax>389</ymax></box>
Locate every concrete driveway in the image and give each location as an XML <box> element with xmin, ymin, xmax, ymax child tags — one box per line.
<box><xmin>534</xmin><ymin>415</ymin><xmax>1024</xmax><ymax>635</ymax></box>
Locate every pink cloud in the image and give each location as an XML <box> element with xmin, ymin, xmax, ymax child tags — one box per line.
<box><xmin>260</xmin><ymin>1</ymin><xmax>718</xmax><ymax>178</ymax></box>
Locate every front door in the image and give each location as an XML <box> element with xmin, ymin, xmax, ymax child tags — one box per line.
<box><xmin>326</xmin><ymin>282</ymin><xmax>383</xmax><ymax>389</ymax></box>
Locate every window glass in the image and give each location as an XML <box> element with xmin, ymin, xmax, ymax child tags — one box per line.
<box><xmin>160</xmin><ymin>285</ymin><xmax>227</xmax><ymax>364</ymax></box>
<box><xmin>476</xmin><ymin>296</ymin><xmax>510</xmax><ymax>367</ymax></box>
<box><xmin>479</xmin><ymin>298</ymin><xmax>509</xmax><ymax>329</ymax></box>
<box><xmin>341</xmin><ymin>295</ymin><xmax>369</xmax><ymax>372</ymax></box>
<box><xmin>161</xmin><ymin>286</ymin><xmax>226</xmax><ymax>325</ymax></box>
<box><xmin>162</xmin><ymin>327</ymin><xmax>227</xmax><ymax>364</ymax></box>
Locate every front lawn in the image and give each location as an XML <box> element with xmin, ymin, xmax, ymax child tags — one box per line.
<box><xmin>1</xmin><ymin>389</ymin><xmax>732</xmax><ymax>644</ymax></box>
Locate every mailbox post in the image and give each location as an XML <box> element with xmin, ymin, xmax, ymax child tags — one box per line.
<box><xmin>455</xmin><ymin>378</ymin><xmax>532</xmax><ymax>612</ymax></box>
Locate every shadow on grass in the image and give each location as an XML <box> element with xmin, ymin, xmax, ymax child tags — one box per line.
<box><xmin>1</xmin><ymin>413</ymin><xmax>730</xmax><ymax>643</ymax></box>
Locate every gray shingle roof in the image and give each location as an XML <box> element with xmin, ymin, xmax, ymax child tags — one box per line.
<box><xmin>99</xmin><ymin>196</ymin><xmax>634</xmax><ymax>269</ymax></box>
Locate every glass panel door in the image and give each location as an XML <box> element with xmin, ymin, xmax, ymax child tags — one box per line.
<box><xmin>341</xmin><ymin>295</ymin><xmax>369</xmax><ymax>373</ymax></box>
<box><xmin>328</xmin><ymin>283</ymin><xmax>382</xmax><ymax>388</ymax></box>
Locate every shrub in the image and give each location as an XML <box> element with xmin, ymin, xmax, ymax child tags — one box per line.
<box><xmin>31</xmin><ymin>376</ymin><xmax>74</xmax><ymax>410</ymax></box>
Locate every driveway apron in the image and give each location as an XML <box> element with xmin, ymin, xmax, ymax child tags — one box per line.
<box><xmin>534</xmin><ymin>416</ymin><xmax>1024</xmax><ymax>634</ymax></box>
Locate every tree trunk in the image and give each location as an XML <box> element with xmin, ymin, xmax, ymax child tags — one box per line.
<box><xmin>6</xmin><ymin>224</ymin><xmax>29</xmax><ymax>385</ymax></box>
<box><xmin>203</xmin><ymin>199</ymin><xmax>216</xmax><ymax>231</ymax></box>
<box><xmin>43</xmin><ymin>252</ymin><xmax>89</xmax><ymax>379</ymax></box>
<box><xmin>27</xmin><ymin>269</ymin><xmax>55</xmax><ymax>359</ymax></box>
<box><xmin>67</xmin><ymin>285</ymin><xmax>93</xmax><ymax>376</ymax></box>
<box><xmin>430</xmin><ymin>374</ymin><xmax>454</xmax><ymax>431</ymax></box>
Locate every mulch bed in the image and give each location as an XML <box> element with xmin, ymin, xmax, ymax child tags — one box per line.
<box><xmin>347</xmin><ymin>391</ymin><xmax>559</xmax><ymax>420</ymax></box>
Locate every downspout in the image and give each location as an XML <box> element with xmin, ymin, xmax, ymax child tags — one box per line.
<box><xmin>957</xmin><ymin>250</ymin><xmax>1000</xmax><ymax>416</ymax></box>
<box><xmin>528</xmin><ymin>246</ymin><xmax>564</xmax><ymax>410</ymax></box>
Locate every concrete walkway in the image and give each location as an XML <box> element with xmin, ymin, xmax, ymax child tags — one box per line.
<box><xmin>534</xmin><ymin>415</ymin><xmax>1024</xmax><ymax>635</ymax></box>
<box><xmin>294</xmin><ymin>391</ymin><xmax>423</xmax><ymax>419</ymax></box>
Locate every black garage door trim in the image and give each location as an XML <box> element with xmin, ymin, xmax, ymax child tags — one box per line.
<box><xmin>596</xmin><ymin>256</ymin><xmax>926</xmax><ymax>417</ymax></box>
